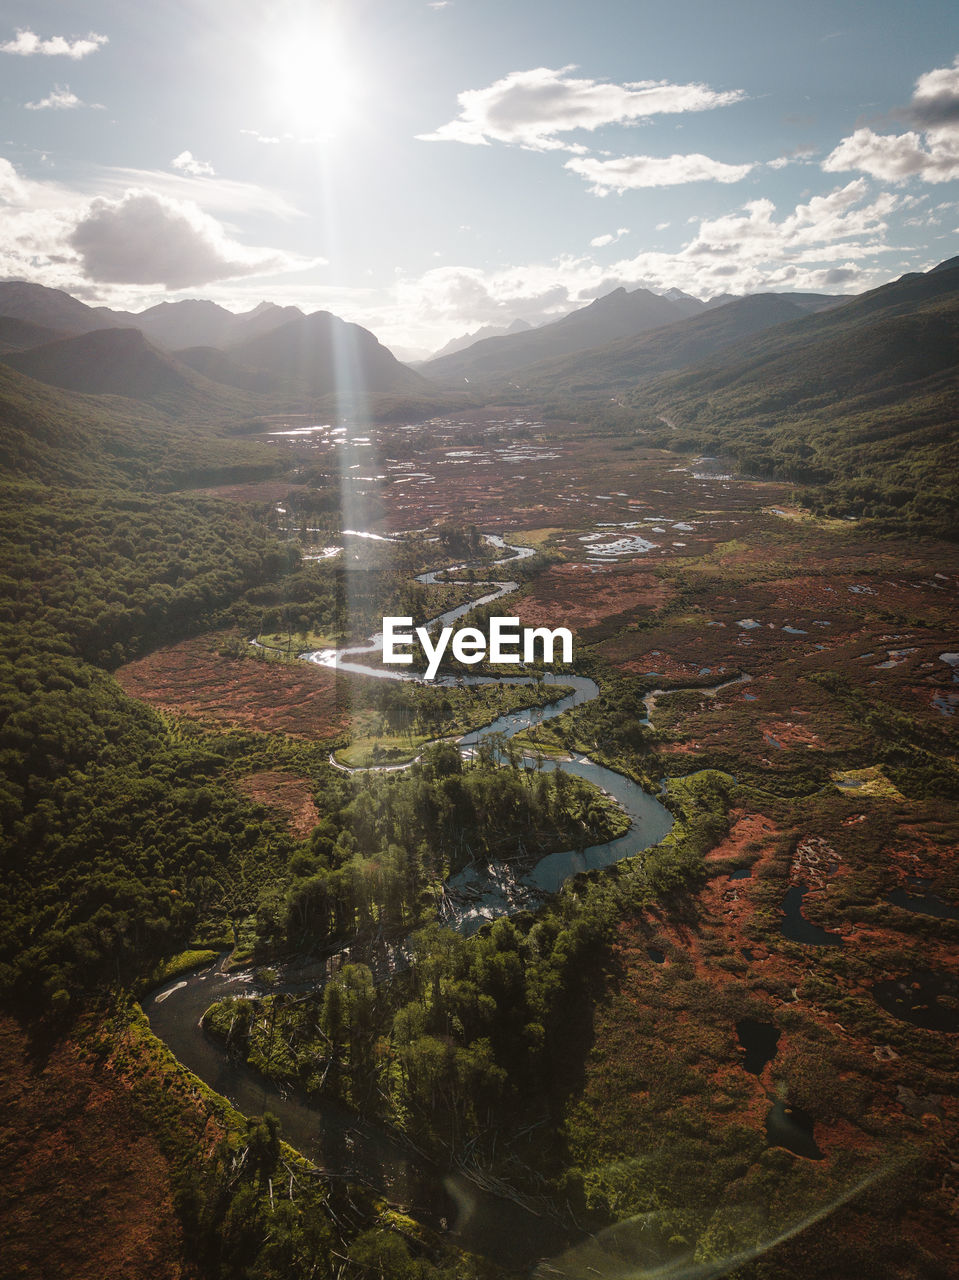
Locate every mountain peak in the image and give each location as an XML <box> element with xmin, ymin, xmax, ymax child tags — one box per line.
<box><xmin>929</xmin><ymin>255</ymin><xmax>959</xmax><ymax>275</ymax></box>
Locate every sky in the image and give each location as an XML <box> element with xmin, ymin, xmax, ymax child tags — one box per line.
<box><xmin>2</xmin><ymin>0</ymin><xmax>959</xmax><ymax>354</ymax></box>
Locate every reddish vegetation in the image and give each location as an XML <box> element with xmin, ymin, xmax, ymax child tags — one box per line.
<box><xmin>759</xmin><ymin>719</ymin><xmax>822</xmax><ymax>748</ymax></box>
<box><xmin>514</xmin><ymin>564</ymin><xmax>675</xmax><ymax>632</ymax></box>
<box><xmin>117</xmin><ymin>633</ymin><xmax>349</xmax><ymax>739</ymax></box>
<box><xmin>704</xmin><ymin>810</ymin><xmax>778</xmax><ymax>861</ymax></box>
<box><xmin>616</xmin><ymin>651</ymin><xmax>730</xmax><ymax>679</ymax></box>
<box><xmin>0</xmin><ymin>1018</ymin><xmax>183</xmax><ymax>1279</ymax></box>
<box><xmin>236</xmin><ymin>770</ymin><xmax>320</xmax><ymax>837</ymax></box>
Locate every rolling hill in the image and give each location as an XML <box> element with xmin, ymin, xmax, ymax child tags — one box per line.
<box><xmin>0</xmin><ymin>359</ymin><xmax>274</xmax><ymax>489</ymax></box>
<box><xmin>0</xmin><ymin>316</ymin><xmax>66</xmax><ymax>355</ymax></box>
<box><xmin>169</xmin><ymin>345</ymin><xmax>276</xmax><ymax>394</ymax></box>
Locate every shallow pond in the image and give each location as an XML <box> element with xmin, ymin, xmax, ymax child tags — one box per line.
<box><xmin>779</xmin><ymin>885</ymin><xmax>843</xmax><ymax>947</ymax></box>
<box><xmin>737</xmin><ymin>1018</ymin><xmax>780</xmax><ymax>1075</ymax></box>
<box><xmin>872</xmin><ymin>970</ymin><xmax>959</xmax><ymax>1033</ymax></box>
<box><xmin>885</xmin><ymin>878</ymin><xmax>959</xmax><ymax>922</ymax></box>
<box><xmin>765</xmin><ymin>1101</ymin><xmax>823</xmax><ymax>1159</ymax></box>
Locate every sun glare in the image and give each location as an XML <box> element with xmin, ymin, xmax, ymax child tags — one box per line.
<box><xmin>266</xmin><ymin>16</ymin><xmax>362</xmax><ymax>139</ymax></box>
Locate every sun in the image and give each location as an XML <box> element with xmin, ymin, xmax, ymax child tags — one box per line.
<box><xmin>265</xmin><ymin>14</ymin><xmax>363</xmax><ymax>139</ymax></box>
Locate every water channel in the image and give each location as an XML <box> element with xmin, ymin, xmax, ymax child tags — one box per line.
<box><xmin>145</xmin><ymin>534</ymin><xmax>680</xmax><ymax>1266</ymax></box>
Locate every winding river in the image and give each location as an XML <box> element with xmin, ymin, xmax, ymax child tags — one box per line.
<box><xmin>144</xmin><ymin>535</ymin><xmax>678</xmax><ymax>1266</ymax></box>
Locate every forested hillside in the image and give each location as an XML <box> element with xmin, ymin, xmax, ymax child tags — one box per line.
<box><xmin>624</xmin><ymin>260</ymin><xmax>959</xmax><ymax>537</ymax></box>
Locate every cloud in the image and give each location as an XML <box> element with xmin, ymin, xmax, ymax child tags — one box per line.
<box><xmin>904</xmin><ymin>55</ymin><xmax>959</xmax><ymax>128</ymax></box>
<box><xmin>590</xmin><ymin>227</ymin><xmax>629</xmax><ymax>247</ymax></box>
<box><xmin>380</xmin><ymin>180</ymin><xmax>897</xmax><ymax>346</ymax></box>
<box><xmin>67</xmin><ymin>189</ymin><xmax>314</xmax><ymax>289</ymax></box>
<box><xmin>1</xmin><ymin>29</ymin><xmax>108</xmax><ymax>58</ymax></box>
<box><xmin>417</xmin><ymin>65</ymin><xmax>745</xmax><ymax>151</ymax></box>
<box><xmin>239</xmin><ymin>127</ymin><xmax>321</xmax><ymax>147</ymax></box>
<box><xmin>241</xmin><ymin>128</ymin><xmax>283</xmax><ymax>144</ymax></box>
<box><xmin>824</xmin><ymin>55</ymin><xmax>959</xmax><ymax>184</ymax></box>
<box><xmin>0</xmin><ymin>156</ymin><xmax>320</xmax><ymax>307</ymax></box>
<box><xmin>172</xmin><ymin>150</ymin><xmax>215</xmax><ymax>177</ymax></box>
<box><xmin>25</xmin><ymin>85</ymin><xmax>91</xmax><ymax>110</ymax></box>
<box><xmin>823</xmin><ymin>126</ymin><xmax>959</xmax><ymax>183</ymax></box>
<box><xmin>92</xmin><ymin>166</ymin><xmax>303</xmax><ymax>219</ymax></box>
<box><xmin>0</xmin><ymin>156</ymin><xmax>29</xmax><ymax>204</ymax></box>
<box><xmin>567</xmin><ymin>152</ymin><xmax>754</xmax><ymax>194</ymax></box>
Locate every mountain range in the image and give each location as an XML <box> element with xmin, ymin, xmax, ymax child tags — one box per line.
<box><xmin>0</xmin><ymin>278</ymin><xmax>849</xmax><ymax>416</ymax></box>
<box><xmin>0</xmin><ymin>282</ymin><xmax>442</xmax><ymax>419</ymax></box>
<box><xmin>617</xmin><ymin>256</ymin><xmax>959</xmax><ymax>537</ymax></box>
<box><xmin>418</xmin><ymin>285</ymin><xmax>841</xmax><ymax>387</ymax></box>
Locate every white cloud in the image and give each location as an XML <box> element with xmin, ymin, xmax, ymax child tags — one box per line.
<box><xmin>567</xmin><ymin>151</ymin><xmax>754</xmax><ymax>194</ymax></box>
<box><xmin>25</xmin><ymin>85</ymin><xmax>89</xmax><ymax>111</ymax></box>
<box><xmin>590</xmin><ymin>227</ymin><xmax>629</xmax><ymax>247</ymax></box>
<box><xmin>823</xmin><ymin>126</ymin><xmax>959</xmax><ymax>183</ymax></box>
<box><xmin>824</xmin><ymin>55</ymin><xmax>959</xmax><ymax>184</ymax></box>
<box><xmin>0</xmin><ymin>156</ymin><xmax>29</xmax><ymax>204</ymax></box>
<box><xmin>0</xmin><ymin>159</ymin><xmax>88</xmax><ymax>289</ymax></box>
<box><xmin>655</xmin><ymin>221</ymin><xmax>671</xmax><ymax>231</ymax></box>
<box><xmin>418</xmin><ymin>65</ymin><xmax>745</xmax><ymax>152</ymax></box>
<box><xmin>172</xmin><ymin>150</ymin><xmax>215</xmax><ymax>177</ymax></box>
<box><xmin>1</xmin><ymin>29</ymin><xmax>108</xmax><ymax>58</ymax></box>
<box><xmin>68</xmin><ymin>189</ymin><xmax>314</xmax><ymax>289</ymax></box>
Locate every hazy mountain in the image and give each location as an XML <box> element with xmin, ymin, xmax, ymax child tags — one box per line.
<box><xmin>0</xmin><ymin>281</ymin><xmax>136</xmax><ymax>335</ymax></box>
<box><xmin>662</xmin><ymin>288</ymin><xmax>704</xmax><ymax>307</ymax></box>
<box><xmin>635</xmin><ymin>262</ymin><xmax>959</xmax><ymax>415</ymax></box>
<box><xmin>0</xmin><ymin>315</ymin><xmax>66</xmax><ymax>355</ymax></box>
<box><xmin>0</xmin><ymin>284</ymin><xmax>310</xmax><ymax>353</ymax></box>
<box><xmin>422</xmin><ymin>286</ymin><xmax>704</xmax><ymax>385</ymax></box>
<box><xmin>226</xmin><ymin>310</ymin><xmax>434</xmax><ymax>399</ymax></box>
<box><xmin>1</xmin><ymin>327</ymin><xmax>258</xmax><ymax>418</ymax></box>
<box><xmin>702</xmin><ymin>291</ymin><xmax>841</xmax><ymax>315</ymax></box>
<box><xmin>173</xmin><ymin>344</ymin><xmax>276</xmax><ymax>393</ymax></box>
<box><xmin>131</xmin><ymin>299</ymin><xmax>238</xmax><ymax>350</ymax></box>
<box><xmin>111</xmin><ymin>299</ymin><xmax>307</xmax><ymax>351</ymax></box>
<box><xmin>228</xmin><ymin>301</ymin><xmax>306</xmax><ymax>343</ymax></box>
<box><xmin>428</xmin><ymin>317</ymin><xmax>533</xmax><ymax>362</ymax></box>
<box><xmin>510</xmin><ymin>293</ymin><xmax>834</xmax><ymax>395</ymax></box>
<box><xmin>389</xmin><ymin>344</ymin><xmax>434</xmax><ymax>364</ymax></box>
